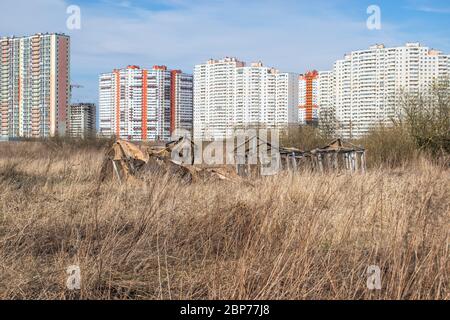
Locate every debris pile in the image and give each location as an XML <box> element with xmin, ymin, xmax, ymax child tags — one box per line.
<box><xmin>100</xmin><ymin>138</ymin><xmax>242</xmax><ymax>184</ymax></box>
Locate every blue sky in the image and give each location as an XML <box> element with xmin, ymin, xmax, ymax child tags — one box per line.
<box><xmin>0</xmin><ymin>0</ymin><xmax>449</xmax><ymax>104</ymax></box>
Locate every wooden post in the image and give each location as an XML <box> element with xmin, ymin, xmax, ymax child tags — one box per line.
<box><xmin>112</xmin><ymin>160</ymin><xmax>122</xmax><ymax>184</ymax></box>
<box><xmin>328</xmin><ymin>153</ymin><xmax>333</xmax><ymax>172</ymax></box>
<box><xmin>361</xmin><ymin>152</ymin><xmax>366</xmax><ymax>174</ymax></box>
<box><xmin>291</xmin><ymin>153</ymin><xmax>298</xmax><ymax>171</ymax></box>
<box><xmin>318</xmin><ymin>153</ymin><xmax>324</xmax><ymax>173</ymax></box>
<box><xmin>351</xmin><ymin>152</ymin><xmax>356</xmax><ymax>173</ymax></box>
<box><xmin>334</xmin><ymin>153</ymin><xmax>339</xmax><ymax>171</ymax></box>
<box><xmin>236</xmin><ymin>155</ymin><xmax>244</xmax><ymax>176</ymax></box>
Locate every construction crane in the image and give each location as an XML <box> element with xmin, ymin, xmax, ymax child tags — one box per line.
<box><xmin>70</xmin><ymin>84</ymin><xmax>84</xmax><ymax>90</ymax></box>
<box><xmin>70</xmin><ymin>84</ymin><xmax>84</xmax><ymax>103</ymax></box>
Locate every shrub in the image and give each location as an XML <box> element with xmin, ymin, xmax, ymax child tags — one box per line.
<box><xmin>357</xmin><ymin>125</ymin><xmax>418</xmax><ymax>168</ymax></box>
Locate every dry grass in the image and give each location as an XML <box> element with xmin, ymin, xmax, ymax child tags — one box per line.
<box><xmin>0</xmin><ymin>141</ymin><xmax>448</xmax><ymax>300</ymax></box>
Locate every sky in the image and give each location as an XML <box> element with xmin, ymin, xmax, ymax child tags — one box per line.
<box><xmin>0</xmin><ymin>0</ymin><xmax>449</xmax><ymax>104</ymax></box>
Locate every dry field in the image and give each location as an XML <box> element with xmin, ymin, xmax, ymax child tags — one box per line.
<box><xmin>0</xmin><ymin>141</ymin><xmax>448</xmax><ymax>300</ymax></box>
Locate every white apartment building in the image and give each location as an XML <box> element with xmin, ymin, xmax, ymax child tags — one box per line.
<box><xmin>312</xmin><ymin>70</ymin><xmax>336</xmax><ymax>136</ymax></box>
<box><xmin>319</xmin><ymin>43</ymin><xmax>450</xmax><ymax>138</ymax></box>
<box><xmin>68</xmin><ymin>103</ymin><xmax>96</xmax><ymax>138</ymax></box>
<box><xmin>0</xmin><ymin>33</ymin><xmax>70</xmax><ymax>139</ymax></box>
<box><xmin>194</xmin><ymin>58</ymin><xmax>299</xmax><ymax>140</ymax></box>
<box><xmin>99</xmin><ymin>65</ymin><xmax>193</xmax><ymax>141</ymax></box>
<box><xmin>317</xmin><ymin>71</ymin><xmax>334</xmax><ymax>127</ymax></box>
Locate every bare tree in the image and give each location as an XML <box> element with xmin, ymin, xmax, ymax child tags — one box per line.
<box><xmin>400</xmin><ymin>80</ymin><xmax>450</xmax><ymax>155</ymax></box>
<box><xmin>319</xmin><ymin>107</ymin><xmax>339</xmax><ymax>139</ymax></box>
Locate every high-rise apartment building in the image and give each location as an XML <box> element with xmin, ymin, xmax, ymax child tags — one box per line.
<box><xmin>99</xmin><ymin>65</ymin><xmax>193</xmax><ymax>141</ymax></box>
<box><xmin>0</xmin><ymin>33</ymin><xmax>70</xmax><ymax>139</ymax></box>
<box><xmin>68</xmin><ymin>103</ymin><xmax>96</xmax><ymax>138</ymax></box>
<box><xmin>316</xmin><ymin>71</ymin><xmax>335</xmax><ymax>134</ymax></box>
<box><xmin>194</xmin><ymin>58</ymin><xmax>299</xmax><ymax>140</ymax></box>
<box><xmin>319</xmin><ymin>43</ymin><xmax>450</xmax><ymax>138</ymax></box>
<box><xmin>298</xmin><ymin>71</ymin><xmax>319</xmax><ymax>125</ymax></box>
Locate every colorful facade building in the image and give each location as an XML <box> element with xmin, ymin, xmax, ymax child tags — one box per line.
<box><xmin>99</xmin><ymin>65</ymin><xmax>193</xmax><ymax>141</ymax></box>
<box><xmin>0</xmin><ymin>33</ymin><xmax>70</xmax><ymax>139</ymax></box>
<box><xmin>298</xmin><ymin>70</ymin><xmax>319</xmax><ymax>126</ymax></box>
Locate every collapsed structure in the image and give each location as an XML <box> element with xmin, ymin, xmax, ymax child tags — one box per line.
<box><xmin>100</xmin><ymin>138</ymin><xmax>242</xmax><ymax>184</ymax></box>
<box><xmin>233</xmin><ymin>137</ymin><xmax>366</xmax><ymax>177</ymax></box>
<box><xmin>308</xmin><ymin>139</ymin><xmax>366</xmax><ymax>174</ymax></box>
<box><xmin>100</xmin><ymin>137</ymin><xmax>367</xmax><ymax>184</ymax></box>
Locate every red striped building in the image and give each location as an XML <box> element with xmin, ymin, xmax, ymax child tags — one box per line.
<box><xmin>0</xmin><ymin>33</ymin><xmax>70</xmax><ymax>139</ymax></box>
<box><xmin>298</xmin><ymin>70</ymin><xmax>319</xmax><ymax>126</ymax></box>
<box><xmin>99</xmin><ymin>65</ymin><xmax>193</xmax><ymax>141</ymax></box>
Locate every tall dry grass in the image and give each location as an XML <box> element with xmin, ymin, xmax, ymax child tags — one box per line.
<box><xmin>0</xmin><ymin>142</ymin><xmax>448</xmax><ymax>300</ymax></box>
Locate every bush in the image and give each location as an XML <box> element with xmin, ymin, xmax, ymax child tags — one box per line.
<box><xmin>357</xmin><ymin>125</ymin><xmax>418</xmax><ymax>168</ymax></box>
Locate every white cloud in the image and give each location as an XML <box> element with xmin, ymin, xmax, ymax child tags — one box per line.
<box><xmin>0</xmin><ymin>0</ymin><xmax>68</xmax><ymax>36</ymax></box>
